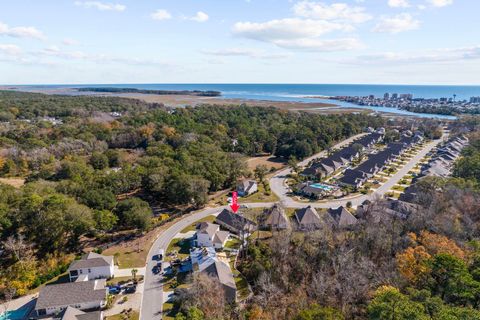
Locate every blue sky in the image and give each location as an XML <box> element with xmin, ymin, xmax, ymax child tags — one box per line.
<box><xmin>0</xmin><ymin>0</ymin><xmax>479</xmax><ymax>85</ymax></box>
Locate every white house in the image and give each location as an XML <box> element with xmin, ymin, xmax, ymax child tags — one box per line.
<box><xmin>35</xmin><ymin>279</ymin><xmax>108</xmax><ymax>316</ymax></box>
<box><xmin>68</xmin><ymin>252</ymin><xmax>114</xmax><ymax>282</ymax></box>
<box><xmin>237</xmin><ymin>180</ymin><xmax>258</xmax><ymax>197</ymax></box>
<box><xmin>195</xmin><ymin>222</ymin><xmax>230</xmax><ymax>249</ymax></box>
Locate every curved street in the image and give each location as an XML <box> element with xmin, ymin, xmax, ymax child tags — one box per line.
<box><xmin>140</xmin><ymin>132</ymin><xmax>445</xmax><ymax>320</ymax></box>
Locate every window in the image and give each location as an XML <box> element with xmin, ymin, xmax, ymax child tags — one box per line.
<box><xmin>79</xmin><ymin>270</ymin><xmax>83</xmax><ymax>274</ymax></box>
<box><xmin>88</xmin><ymin>269</ymin><xmax>91</xmax><ymax>273</ymax></box>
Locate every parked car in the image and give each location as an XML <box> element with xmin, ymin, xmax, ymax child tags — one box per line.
<box><xmin>152</xmin><ymin>266</ymin><xmax>161</xmax><ymax>275</ymax></box>
<box><xmin>158</xmin><ymin>249</ymin><xmax>165</xmax><ymax>261</ymax></box>
<box><xmin>108</xmin><ymin>286</ymin><xmax>121</xmax><ymax>294</ymax></box>
<box><xmin>124</xmin><ymin>284</ymin><xmax>137</xmax><ymax>294</ymax></box>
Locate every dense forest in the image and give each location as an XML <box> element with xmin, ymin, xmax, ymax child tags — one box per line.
<box><xmin>172</xmin><ymin>125</ymin><xmax>480</xmax><ymax>320</ymax></box>
<box><xmin>0</xmin><ymin>91</ymin><xmax>383</xmax><ymax>297</ymax></box>
<box><xmin>77</xmin><ymin>87</ymin><xmax>222</xmax><ymax>96</ymax></box>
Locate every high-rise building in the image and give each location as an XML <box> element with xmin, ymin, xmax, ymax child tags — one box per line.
<box><xmin>384</xmin><ymin>93</ymin><xmax>390</xmax><ymax>100</ymax></box>
<box><xmin>400</xmin><ymin>94</ymin><xmax>413</xmax><ymax>100</ymax></box>
<box><xmin>470</xmin><ymin>97</ymin><xmax>480</xmax><ymax>103</ymax></box>
<box><xmin>392</xmin><ymin>93</ymin><xmax>398</xmax><ymax>100</ymax></box>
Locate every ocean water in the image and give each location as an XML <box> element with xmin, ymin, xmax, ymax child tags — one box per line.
<box><xmin>14</xmin><ymin>83</ymin><xmax>480</xmax><ymax>119</ymax></box>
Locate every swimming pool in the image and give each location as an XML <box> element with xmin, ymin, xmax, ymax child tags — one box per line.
<box><xmin>1</xmin><ymin>308</ymin><xmax>30</xmax><ymax>320</ymax></box>
<box><xmin>309</xmin><ymin>183</ymin><xmax>334</xmax><ymax>191</ymax></box>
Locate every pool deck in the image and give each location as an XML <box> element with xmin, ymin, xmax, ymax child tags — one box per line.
<box><xmin>0</xmin><ymin>294</ymin><xmax>37</xmax><ymax>320</ymax></box>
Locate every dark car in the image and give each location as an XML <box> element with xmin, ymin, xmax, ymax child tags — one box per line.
<box><xmin>108</xmin><ymin>286</ymin><xmax>121</xmax><ymax>294</ymax></box>
<box><xmin>152</xmin><ymin>266</ymin><xmax>161</xmax><ymax>274</ymax></box>
<box><xmin>124</xmin><ymin>285</ymin><xmax>137</xmax><ymax>294</ymax></box>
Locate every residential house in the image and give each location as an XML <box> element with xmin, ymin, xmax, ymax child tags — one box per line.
<box><xmin>237</xmin><ymin>180</ymin><xmax>258</xmax><ymax>197</ymax></box>
<box><xmin>57</xmin><ymin>307</ymin><xmax>103</xmax><ymax>320</ymax></box>
<box><xmin>326</xmin><ymin>206</ymin><xmax>358</xmax><ymax>228</ymax></box>
<box><xmin>295</xmin><ymin>206</ymin><xmax>322</xmax><ymax>231</ymax></box>
<box><xmin>195</xmin><ymin>222</ymin><xmax>230</xmax><ymax>249</ymax></box>
<box><xmin>190</xmin><ymin>247</ymin><xmax>237</xmax><ymax>302</ymax></box>
<box><xmin>68</xmin><ymin>253</ymin><xmax>114</xmax><ymax>282</ymax></box>
<box><xmin>262</xmin><ymin>204</ymin><xmax>290</xmax><ymax>230</ymax></box>
<box><xmin>216</xmin><ymin>209</ymin><xmax>257</xmax><ymax>234</ymax></box>
<box><xmin>35</xmin><ymin>280</ymin><xmax>108</xmax><ymax>316</ymax></box>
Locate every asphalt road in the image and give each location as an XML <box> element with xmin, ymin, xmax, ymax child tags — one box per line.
<box><xmin>140</xmin><ymin>203</ymin><xmax>272</xmax><ymax>320</ymax></box>
<box><xmin>140</xmin><ymin>133</ymin><xmax>445</xmax><ymax>320</ymax></box>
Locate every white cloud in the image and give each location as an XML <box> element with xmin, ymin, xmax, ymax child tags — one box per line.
<box><xmin>373</xmin><ymin>13</ymin><xmax>420</xmax><ymax>34</ymax></box>
<box><xmin>234</xmin><ymin>18</ymin><xmax>351</xmax><ymax>42</ymax></box>
<box><xmin>38</xmin><ymin>46</ymin><xmax>172</xmax><ymax>66</ymax></box>
<box><xmin>62</xmin><ymin>38</ymin><xmax>79</xmax><ymax>46</ymax></box>
<box><xmin>388</xmin><ymin>0</ymin><xmax>410</xmax><ymax>8</ymax></box>
<box><xmin>272</xmin><ymin>38</ymin><xmax>362</xmax><ymax>51</ymax></box>
<box><xmin>427</xmin><ymin>0</ymin><xmax>453</xmax><ymax>7</ymax></box>
<box><xmin>233</xmin><ymin>18</ymin><xmax>360</xmax><ymax>51</ymax></box>
<box><xmin>151</xmin><ymin>10</ymin><xmax>172</xmax><ymax>21</ymax></box>
<box><xmin>293</xmin><ymin>1</ymin><xmax>372</xmax><ymax>23</ymax></box>
<box><xmin>202</xmin><ymin>48</ymin><xmax>291</xmax><ymax>59</ymax></box>
<box><xmin>346</xmin><ymin>45</ymin><xmax>480</xmax><ymax>65</ymax></box>
<box><xmin>74</xmin><ymin>1</ymin><xmax>126</xmax><ymax>12</ymax></box>
<box><xmin>190</xmin><ymin>11</ymin><xmax>209</xmax><ymax>23</ymax></box>
<box><xmin>0</xmin><ymin>44</ymin><xmax>22</xmax><ymax>56</ymax></box>
<box><xmin>0</xmin><ymin>22</ymin><xmax>46</xmax><ymax>40</ymax></box>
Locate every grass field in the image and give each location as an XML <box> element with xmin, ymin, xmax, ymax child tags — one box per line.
<box><xmin>246</xmin><ymin>156</ymin><xmax>286</xmax><ymax>172</ymax></box>
<box><xmin>238</xmin><ymin>183</ymin><xmax>279</xmax><ymax>203</ymax></box>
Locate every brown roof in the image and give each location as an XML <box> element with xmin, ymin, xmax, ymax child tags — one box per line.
<box><xmin>327</xmin><ymin>206</ymin><xmax>358</xmax><ymax>227</ymax></box>
<box><xmin>68</xmin><ymin>252</ymin><xmax>113</xmax><ymax>271</ymax></box>
<box><xmin>264</xmin><ymin>204</ymin><xmax>290</xmax><ymax>229</ymax></box>
<box><xmin>295</xmin><ymin>206</ymin><xmax>321</xmax><ymax>229</ymax></box>
<box><xmin>36</xmin><ymin>280</ymin><xmax>107</xmax><ymax>310</ymax></box>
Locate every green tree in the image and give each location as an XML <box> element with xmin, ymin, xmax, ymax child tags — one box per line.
<box><xmin>295</xmin><ymin>304</ymin><xmax>344</xmax><ymax>320</ymax></box>
<box><xmin>115</xmin><ymin>198</ymin><xmax>152</xmax><ymax>231</ymax></box>
<box><xmin>428</xmin><ymin>254</ymin><xmax>480</xmax><ymax>306</ymax></box>
<box><xmin>254</xmin><ymin>165</ymin><xmax>268</xmax><ymax>184</ymax></box>
<box><xmin>368</xmin><ymin>286</ymin><xmax>429</xmax><ymax>320</ymax></box>
<box><xmin>89</xmin><ymin>152</ymin><xmax>109</xmax><ymax>170</ymax></box>
<box><xmin>93</xmin><ymin>210</ymin><xmax>118</xmax><ymax>232</ymax></box>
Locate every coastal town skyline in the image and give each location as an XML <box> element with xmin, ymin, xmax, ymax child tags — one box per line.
<box><xmin>1</xmin><ymin>0</ymin><xmax>479</xmax><ymax>85</ymax></box>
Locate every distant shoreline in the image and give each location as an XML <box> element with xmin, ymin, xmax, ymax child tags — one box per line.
<box><xmin>0</xmin><ymin>86</ymin><xmax>350</xmax><ymax>114</ymax></box>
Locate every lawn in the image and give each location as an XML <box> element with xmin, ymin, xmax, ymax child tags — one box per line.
<box><xmin>238</xmin><ymin>183</ymin><xmax>279</xmax><ymax>203</ymax></box>
<box><xmin>228</xmin><ymin>255</ymin><xmax>252</xmax><ymax>301</ymax></box>
<box><xmin>248</xmin><ymin>230</ymin><xmax>273</xmax><ymax>240</ymax></box>
<box><xmin>392</xmin><ymin>185</ymin><xmax>406</xmax><ymax>192</ymax></box>
<box><xmin>180</xmin><ymin>215</ymin><xmax>216</xmax><ymax>233</ymax></box>
<box><xmin>165</xmin><ymin>238</ymin><xmax>191</xmax><ymax>262</ymax></box>
<box><xmin>225</xmin><ymin>238</ymin><xmax>242</xmax><ymax>250</ymax></box>
<box><xmin>162</xmin><ymin>271</ymin><xmax>190</xmax><ymax>292</ymax></box>
<box><xmin>106</xmin><ymin>310</ymin><xmax>139</xmax><ymax>320</ymax></box>
<box><xmin>162</xmin><ymin>302</ymin><xmax>178</xmax><ymax>320</ymax></box>
<box><xmin>107</xmin><ymin>275</ymin><xmax>144</xmax><ymax>286</ymax></box>
<box><xmin>103</xmin><ymin>214</ymin><xmax>185</xmax><ymax>269</ymax></box>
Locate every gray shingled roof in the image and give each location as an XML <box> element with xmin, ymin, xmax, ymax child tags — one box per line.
<box><xmin>327</xmin><ymin>206</ymin><xmax>358</xmax><ymax>227</ymax></box>
<box><xmin>201</xmin><ymin>260</ymin><xmax>237</xmax><ymax>301</ymax></box>
<box><xmin>216</xmin><ymin>209</ymin><xmax>256</xmax><ymax>232</ymax></box>
<box><xmin>295</xmin><ymin>206</ymin><xmax>321</xmax><ymax>229</ymax></box>
<box><xmin>61</xmin><ymin>307</ymin><xmax>102</xmax><ymax>320</ymax></box>
<box><xmin>264</xmin><ymin>204</ymin><xmax>289</xmax><ymax>229</ymax></box>
<box><xmin>68</xmin><ymin>252</ymin><xmax>113</xmax><ymax>271</ymax></box>
<box><xmin>36</xmin><ymin>280</ymin><xmax>107</xmax><ymax>310</ymax></box>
